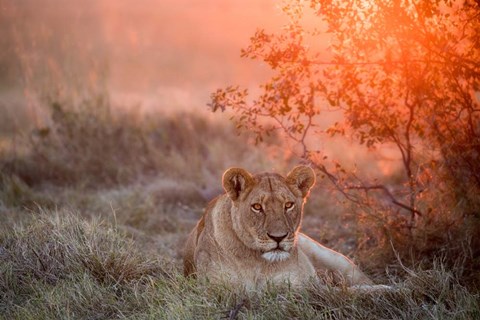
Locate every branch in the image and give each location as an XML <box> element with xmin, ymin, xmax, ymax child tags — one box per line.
<box><xmin>308</xmin><ymin>160</ymin><xmax>422</xmax><ymax>217</ymax></box>
<box><xmin>343</xmin><ymin>184</ymin><xmax>422</xmax><ymax>217</ymax></box>
<box><xmin>309</xmin><ymin>59</ymin><xmax>446</xmax><ymax>66</ymax></box>
<box><xmin>307</xmin><ymin>160</ymin><xmax>366</xmax><ymax>205</ymax></box>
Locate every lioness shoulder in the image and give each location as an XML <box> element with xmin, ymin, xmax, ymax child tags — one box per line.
<box><xmin>183</xmin><ymin>166</ymin><xmax>372</xmax><ymax>289</ymax></box>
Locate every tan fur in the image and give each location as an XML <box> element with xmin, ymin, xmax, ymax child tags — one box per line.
<box><xmin>183</xmin><ymin>166</ymin><xmax>373</xmax><ymax>290</ymax></box>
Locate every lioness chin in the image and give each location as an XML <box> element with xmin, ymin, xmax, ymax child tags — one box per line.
<box><xmin>184</xmin><ymin>165</ymin><xmax>373</xmax><ymax>290</ymax></box>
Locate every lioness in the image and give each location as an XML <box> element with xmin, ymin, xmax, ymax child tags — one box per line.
<box><xmin>184</xmin><ymin>166</ymin><xmax>373</xmax><ymax>289</ymax></box>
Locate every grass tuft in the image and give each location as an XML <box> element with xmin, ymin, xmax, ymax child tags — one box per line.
<box><xmin>0</xmin><ymin>209</ymin><xmax>168</xmax><ymax>318</ymax></box>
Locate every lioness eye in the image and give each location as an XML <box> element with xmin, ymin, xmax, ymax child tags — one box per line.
<box><xmin>285</xmin><ymin>202</ymin><xmax>294</xmax><ymax>210</ymax></box>
<box><xmin>251</xmin><ymin>203</ymin><xmax>262</xmax><ymax>212</ymax></box>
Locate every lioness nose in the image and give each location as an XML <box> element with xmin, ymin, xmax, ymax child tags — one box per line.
<box><xmin>267</xmin><ymin>233</ymin><xmax>288</xmax><ymax>244</ymax></box>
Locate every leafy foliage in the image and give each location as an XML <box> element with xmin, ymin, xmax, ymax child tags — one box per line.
<box><xmin>211</xmin><ymin>0</ymin><xmax>480</xmax><ymax>268</ymax></box>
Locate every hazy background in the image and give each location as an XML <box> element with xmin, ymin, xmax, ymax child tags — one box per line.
<box><xmin>0</xmin><ymin>0</ymin><xmax>401</xmax><ymax>173</ymax></box>
<box><xmin>0</xmin><ymin>0</ymin><xmax>284</xmax><ymax>121</ymax></box>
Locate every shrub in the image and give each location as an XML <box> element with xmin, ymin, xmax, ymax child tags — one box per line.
<box><xmin>210</xmin><ymin>0</ymin><xmax>480</xmax><ymax>282</ymax></box>
<box><xmin>1</xmin><ymin>91</ymin><xmax>277</xmax><ymax>188</ymax></box>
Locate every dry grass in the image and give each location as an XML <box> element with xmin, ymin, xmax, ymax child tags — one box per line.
<box><xmin>0</xmin><ymin>211</ymin><xmax>478</xmax><ymax>319</ymax></box>
<box><xmin>0</xmin><ymin>210</ymin><xmax>168</xmax><ymax>319</ymax></box>
<box><xmin>1</xmin><ymin>91</ymin><xmax>280</xmax><ymax>188</ymax></box>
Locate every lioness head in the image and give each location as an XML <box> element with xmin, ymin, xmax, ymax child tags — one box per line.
<box><xmin>222</xmin><ymin>165</ymin><xmax>315</xmax><ymax>263</ymax></box>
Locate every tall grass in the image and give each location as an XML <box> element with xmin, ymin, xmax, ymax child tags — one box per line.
<box><xmin>0</xmin><ymin>210</ymin><xmax>167</xmax><ymax>319</ymax></box>
<box><xmin>1</xmin><ymin>91</ymin><xmax>279</xmax><ymax>188</ymax></box>
<box><xmin>0</xmin><ymin>211</ymin><xmax>478</xmax><ymax>319</ymax></box>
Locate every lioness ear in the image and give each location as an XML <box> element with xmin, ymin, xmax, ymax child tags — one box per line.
<box><xmin>286</xmin><ymin>165</ymin><xmax>316</xmax><ymax>198</ymax></box>
<box><xmin>222</xmin><ymin>168</ymin><xmax>254</xmax><ymax>201</ymax></box>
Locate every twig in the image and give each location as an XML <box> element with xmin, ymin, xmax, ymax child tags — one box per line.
<box><xmin>226</xmin><ymin>299</ymin><xmax>246</xmax><ymax>320</ymax></box>
<box><xmin>344</xmin><ymin>184</ymin><xmax>422</xmax><ymax>217</ymax></box>
<box><xmin>309</xmin><ymin>160</ymin><xmax>422</xmax><ymax>217</ymax></box>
